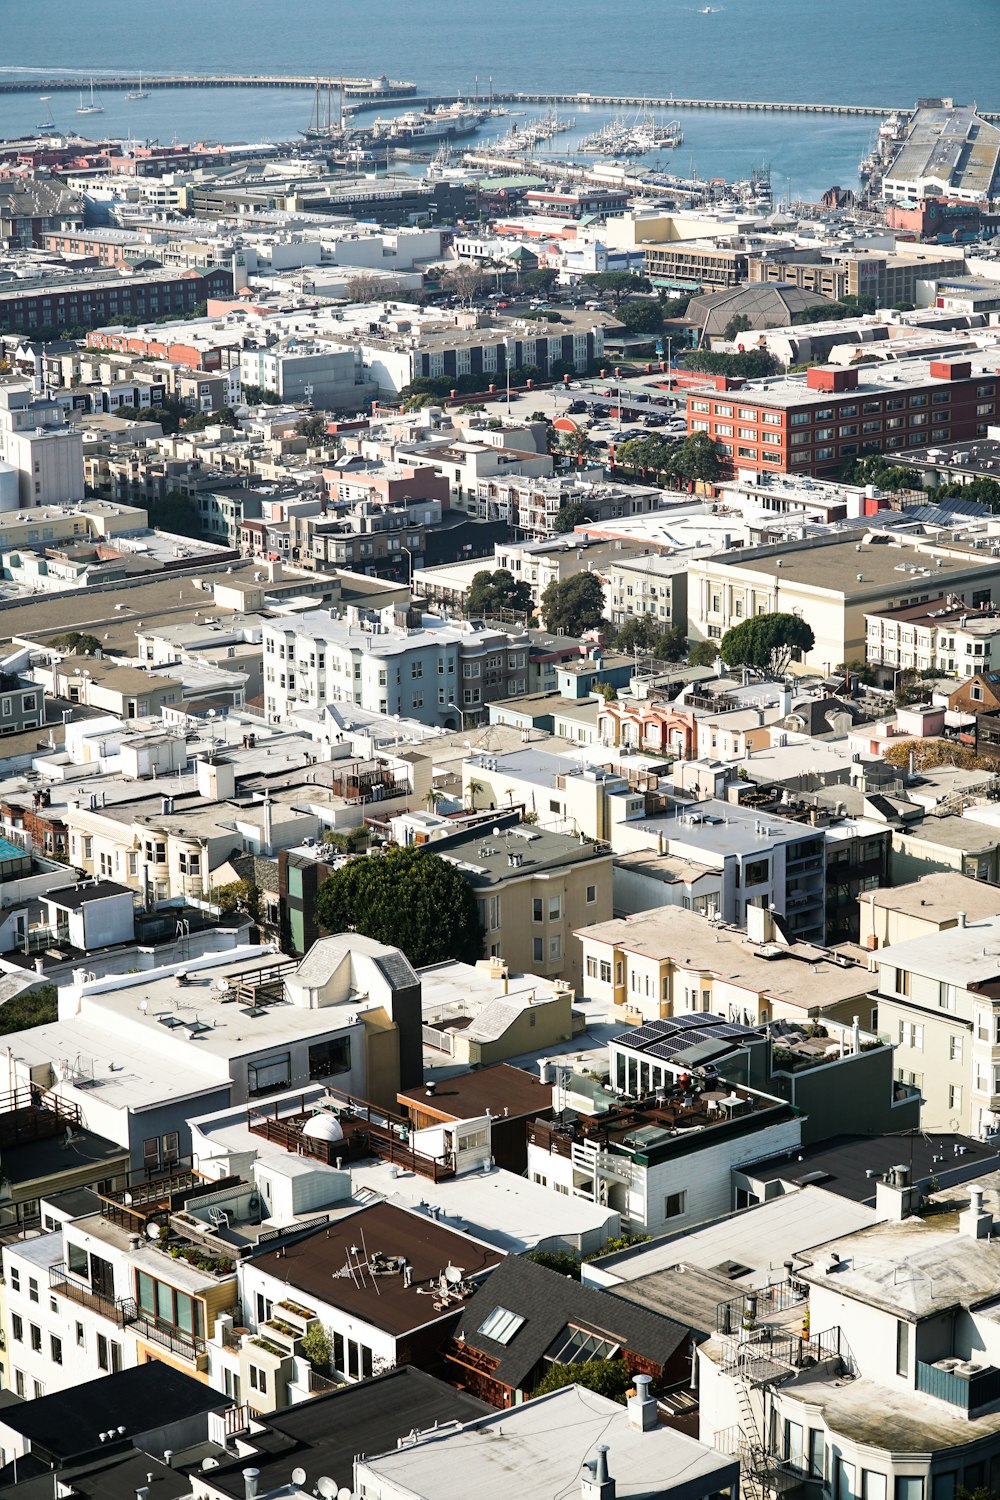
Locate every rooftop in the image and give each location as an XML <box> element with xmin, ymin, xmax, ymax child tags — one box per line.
<box><xmin>248</xmin><ymin>1200</ymin><xmax>503</xmax><ymax>1335</ymax></box>
<box><xmin>355</xmin><ymin>1384</ymin><xmax>738</xmax><ymax>1500</ymax></box>
<box><xmin>742</xmin><ymin>1130</ymin><xmax>1000</xmax><ymax>1203</ymax></box>
<box><xmin>433</xmin><ymin>819</ymin><xmax>609</xmax><ymax>889</ymax></box>
<box><xmin>708</xmin><ymin>530</ymin><xmax>1000</xmax><ymax>597</ymax></box>
<box><xmin>861</xmin><ymin>869</ymin><xmax>1000</xmax><ymax>921</ymax></box>
<box><xmin>399</xmin><ymin>1059</ymin><xmax>552</xmax><ymax>1121</ymax></box>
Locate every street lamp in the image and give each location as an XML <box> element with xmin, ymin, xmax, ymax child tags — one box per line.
<box><xmin>400</xmin><ymin>544</ymin><xmax>414</xmax><ymax>590</ymax></box>
<box><xmin>504</xmin><ymin>336</ymin><xmax>513</xmax><ymax>416</ymax></box>
<box><xmin>447</xmin><ymin>700</ymin><xmax>468</xmax><ymax>731</ymax></box>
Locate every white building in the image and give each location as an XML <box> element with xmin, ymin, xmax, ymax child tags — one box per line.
<box><xmin>0</xmin><ymin>386</ymin><xmax>85</xmax><ymax>506</ymax></box>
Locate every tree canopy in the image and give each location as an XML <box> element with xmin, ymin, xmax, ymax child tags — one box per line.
<box><xmin>532</xmin><ymin>1358</ymin><xmax>634</xmax><ymax>1403</ymax></box>
<box><xmin>840</xmin><ymin>453</ymin><xmax>921</xmax><ymax>492</ymax></box>
<box><xmin>51</xmin><ymin>631</ymin><xmax>101</xmax><ymax>656</ymax></box>
<box><xmin>0</xmin><ymin>984</ymin><xmax>57</xmax><ymax>1038</ymax></box>
<box><xmin>683</xmin><ymin>348</ymin><xmax>781</xmax><ymax>378</ymax></box>
<box><xmin>314</xmin><ymin>847</ymin><xmax>483</xmax><ymax>967</ymax></box>
<box><xmin>616</xmin><ymin>431</ymin><xmax>721</xmax><ymax>484</ymax></box>
<box><xmin>467</xmin><ymin>568</ymin><xmax>533</xmax><ymax>619</ymax></box>
<box><xmin>295</xmin><ymin>413</ymin><xmax>329</xmax><ymax>444</ymax></box>
<box><xmin>614</xmin><ymin>616</ymin><xmax>686</xmax><ymax>660</ymax></box>
<box><xmin>553</xmin><ymin>499</ymin><xmax>596</xmax><ymax>532</ymax></box>
<box><xmin>615</xmin><ymin>298</ymin><xmax>663</xmax><ymax>334</ymax></box>
<box><xmin>688</xmin><ymin>640</ymin><xmax>720</xmax><ymax>667</ymax></box>
<box><xmin>720</xmin><ymin>612</ymin><xmax>815</xmax><ymax>677</ymax></box>
<box><xmin>147</xmin><ymin>489</ymin><xmax>203</xmax><ymax>539</ymax></box>
<box><xmin>540</xmin><ymin>571</ymin><xmax>606</xmax><ymax>635</ymax></box>
<box><xmin>581</xmin><ymin>271</ymin><xmax>651</xmax><ymax>305</ymax></box>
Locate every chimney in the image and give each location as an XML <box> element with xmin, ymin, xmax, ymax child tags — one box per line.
<box><xmin>957</xmin><ymin>911</ymin><xmax>967</xmax><ymax>928</ymax></box>
<box><xmin>262</xmin><ymin>796</ymin><xmax>273</xmax><ymax>858</ymax></box>
<box><xmin>875</xmin><ymin>1164</ymin><xmax>916</xmax><ymax>1222</ymax></box>
<box><xmin>627</xmin><ymin>1374</ymin><xmax>658</xmax><ymax>1432</ymax></box>
<box><xmin>581</xmin><ymin>1445</ymin><xmax>615</xmax><ymax>1500</ymax></box>
<box><xmin>243</xmin><ymin>1470</ymin><xmax>260</xmax><ymax>1500</ymax></box>
<box><xmin>960</xmin><ymin>1186</ymin><xmax>993</xmax><ymax>1240</ymax></box>
<box><xmin>851</xmin><ymin>1015</ymin><xmax>861</xmax><ymax>1055</ymax></box>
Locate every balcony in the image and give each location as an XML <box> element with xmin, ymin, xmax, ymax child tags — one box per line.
<box><xmin>49</xmin><ymin>1264</ymin><xmax>135</xmax><ymax>1327</ymax></box>
<box><xmin>917</xmin><ymin>1359</ymin><xmax>1000</xmax><ymax>1412</ymax></box>
<box><xmin>132</xmin><ymin>1310</ymin><xmax>206</xmax><ymax>1364</ymax></box>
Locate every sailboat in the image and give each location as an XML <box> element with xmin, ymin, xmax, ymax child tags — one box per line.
<box><xmin>126</xmin><ymin>71</ymin><xmax>150</xmax><ymax>101</ymax></box>
<box><xmin>76</xmin><ymin>79</ymin><xmax>104</xmax><ymax>115</ymax></box>
<box><xmin>36</xmin><ymin>96</ymin><xmax>56</xmax><ymax>133</ymax></box>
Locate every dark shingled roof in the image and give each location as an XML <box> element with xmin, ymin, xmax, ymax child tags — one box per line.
<box><xmin>200</xmin><ymin>1367</ymin><xmax>490</xmax><ymax>1500</ymax></box>
<box><xmin>452</xmin><ymin>1253</ymin><xmax>690</xmax><ymax>1391</ymax></box>
<box><xmin>0</xmin><ymin>1362</ymin><xmax>229</xmax><ymax>1464</ymax></box>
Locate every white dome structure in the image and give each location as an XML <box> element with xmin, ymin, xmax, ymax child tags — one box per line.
<box><xmin>301</xmin><ymin>1112</ymin><xmax>346</xmax><ymax>1145</ymax></box>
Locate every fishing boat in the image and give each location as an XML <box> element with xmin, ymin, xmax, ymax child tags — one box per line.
<box><xmin>76</xmin><ymin>79</ymin><xmax>104</xmax><ymax>115</ymax></box>
<box><xmin>126</xmin><ymin>72</ymin><xmax>150</xmax><ymax>101</ymax></box>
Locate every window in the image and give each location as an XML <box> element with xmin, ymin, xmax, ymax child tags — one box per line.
<box><xmin>600</xmin><ymin>960</ymin><xmax>611</xmax><ymax>984</ymax></box>
<box><xmin>932</xmin><ymin>1477</ymin><xmax>956</xmax><ymax>1500</ymax></box>
<box><xmin>479</xmin><ymin>1306</ymin><xmax>526</xmax><ymax>1344</ymax></box>
<box><xmin>544</xmin><ymin>1325</ymin><xmax>620</xmax><ymax>1364</ymax></box>
<box><xmin>136</xmin><ymin>1271</ymin><xmax>203</xmax><ymax>1340</ymax></box>
<box><xmin>548</xmin><ymin>895</ymin><xmax>561</xmax><ymax>920</ymax></box>
<box><xmin>533</xmin><ymin>937</ymin><xmax>543</xmax><ymax>962</ymax></box>
<box><xmin>950</xmin><ymin>1035</ymin><xmax>963</xmax><ymax>1062</ymax></box>
<box><xmin>309</xmin><ymin>1037</ymin><xmax>351</xmax><ymax>1080</ymax></box>
<box><xmin>50</xmin><ymin>1335</ymin><xmax>62</xmax><ymax>1365</ymax></box>
<box><xmin>28</xmin><ymin>1277</ymin><xmax>38</xmax><ymax>1303</ymax></box>
<box><xmin>895</xmin><ymin>1482</ymin><xmax>923</xmax><ymax>1500</ymax></box>
<box><xmin>949</xmin><ymin>1084</ymin><xmax>963</xmax><ymax>1112</ymax></box>
<box><xmin>247</xmin><ymin>1052</ymin><xmax>291</xmax><ymax>1097</ymax></box>
<box><xmin>783</xmin><ymin>1421</ymin><xmax>804</xmax><ymax>1472</ymax></box>
<box><xmin>9</xmin><ymin>1267</ymin><xmax>18</xmax><ymax>1293</ymax></box>
<box><xmin>838</xmin><ymin>1460</ymin><xmax>857</xmax><ymax>1500</ymax></box>
<box><xmin>75</xmin><ymin>1322</ymin><xmax>84</xmax><ymax>1348</ymax></box>
<box><xmin>586</xmin><ymin>884</ymin><xmax>597</xmax><ymax>904</ymax></box>
<box><xmin>894</xmin><ymin>967</ymin><xmax>910</xmax><ymax>997</ymax></box>
<box><xmin>664</xmin><ymin>1191</ymin><xmax>687</xmax><ymax>1219</ymax></box>
<box><xmin>587</xmin><ymin>957</ymin><xmax>598</xmax><ymax>979</ymax></box>
<box><xmin>249</xmin><ymin>1365</ymin><xmax>268</xmax><ymax>1394</ymax></box>
<box><xmin>532</xmin><ymin>898</ymin><xmax>544</xmax><ymax>922</ymax></box>
<box><xmin>896</xmin><ymin>1318</ymin><xmax>910</xmax><ymax>1376</ymax></box>
<box><xmin>898</xmin><ymin>1020</ymin><xmax>923</xmax><ymax>1050</ymax></box>
<box><xmin>30</xmin><ymin>1325</ymin><xmax>41</xmax><ymax>1353</ymax></box>
<box><xmin>808</xmin><ymin>1430</ymin><xmax>825</xmax><ymax>1480</ymax></box>
<box><xmin>14</xmin><ymin>1371</ymin><xmax>25</xmax><ymax>1399</ymax></box>
<box><xmin>11</xmin><ymin>1314</ymin><xmax>22</xmax><ymax>1343</ymax></box>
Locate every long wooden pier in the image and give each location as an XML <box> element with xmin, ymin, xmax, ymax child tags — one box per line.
<box><xmin>4</xmin><ymin>77</ymin><xmax>997</xmax><ymax>122</ymax></box>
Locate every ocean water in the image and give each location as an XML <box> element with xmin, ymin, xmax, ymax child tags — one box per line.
<box><xmin>1</xmin><ymin>0</ymin><xmax>998</xmax><ymax>201</ymax></box>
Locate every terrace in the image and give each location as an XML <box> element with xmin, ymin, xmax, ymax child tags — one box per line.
<box><xmin>247</xmin><ymin>1088</ymin><xmax>457</xmax><ymax>1182</ymax></box>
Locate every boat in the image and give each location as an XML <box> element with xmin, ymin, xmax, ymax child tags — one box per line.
<box><xmin>76</xmin><ymin>79</ymin><xmax>104</xmax><ymax>115</ymax></box>
<box><xmin>579</xmin><ymin>106</ymin><xmax>683</xmax><ymax>157</ymax></box>
<box><xmin>370</xmin><ymin>101</ymin><xmax>486</xmax><ymax>145</ymax></box>
<box><xmin>36</xmin><ymin>96</ymin><xmax>56</xmax><ymax>133</ymax></box>
<box><xmin>301</xmin><ymin>78</ymin><xmax>348</xmax><ymax>142</ymax></box>
<box><xmin>125</xmin><ymin>72</ymin><xmax>149</xmax><ymax>101</ymax></box>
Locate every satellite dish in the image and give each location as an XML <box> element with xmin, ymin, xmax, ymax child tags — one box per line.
<box><xmin>445</xmin><ymin>1265</ymin><xmax>463</xmax><ymax>1285</ymax></box>
<box><xmin>317</xmin><ymin>1480</ymin><xmax>338</xmax><ymax>1500</ymax></box>
<box><xmin>337</xmin><ymin>1491</ymin><xmax>352</xmax><ymax>1500</ymax></box>
<box><xmin>291</xmin><ymin>1470</ymin><xmax>307</xmax><ymax>1488</ymax></box>
<box><xmin>146</xmin><ymin>1222</ymin><xmax>161</xmax><ymax>1240</ymax></box>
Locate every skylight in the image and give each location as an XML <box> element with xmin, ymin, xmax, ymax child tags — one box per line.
<box><xmin>478</xmin><ymin>1306</ymin><xmax>525</xmax><ymax>1345</ymax></box>
<box><xmin>543</xmin><ymin>1325</ymin><xmax>620</xmax><ymax>1365</ymax></box>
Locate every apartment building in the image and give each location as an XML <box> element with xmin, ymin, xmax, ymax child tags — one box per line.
<box><xmin>860</xmin><ymin>871</ymin><xmax>1000</xmax><ymax>950</ymax></box>
<box><xmin>477</xmin><ymin>476</ymin><xmax>663</xmax><ymax>539</ymax></box>
<box><xmin>874</xmin><ymin>913</ymin><xmax>1000</xmax><ymax>1137</ymax></box>
<box><xmin>688</xmin><ymin>529</ymin><xmax>1000</xmax><ymax>673</ymax></box>
<box><xmin>747</xmin><ymin>246</ymin><xmax>963</xmax><ymax>305</ymax></box>
<box><xmin>0</xmin><ymin>266</ymin><xmax>232</xmax><ymax>336</ymax></box>
<box><xmin>698</xmin><ymin>1188</ymin><xmax>1000</xmax><ymax>1500</ymax></box>
<box><xmin>866</xmin><ymin>595</ymin><xmax>1000</xmax><ymax>680</ymax></box>
<box><xmin>644</xmin><ymin>239</ymin><xmax>748</xmax><ymax>294</ymax></box>
<box><xmin>604</xmin><ymin>552</ymin><xmax>689</xmax><ymax>632</ymax></box>
<box><xmin>685</xmin><ymin>356</ymin><xmax>1000</xmax><ymax>477</ymax></box>
<box><xmin>261</xmin><ymin>604</ymin><xmax>530</xmax><ymax>728</ymax></box>
<box><xmin>0</xmin><ymin>386</ymin><xmax>85</xmax><ymax>505</ymax></box>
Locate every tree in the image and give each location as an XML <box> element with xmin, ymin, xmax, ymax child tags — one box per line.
<box><xmin>684</xmin><ymin>348</ymin><xmax>781</xmax><ymax>378</ymax></box>
<box><xmin>0</xmin><ymin>983</ymin><xmax>57</xmax><ymax>1038</ymax></box>
<box><xmin>213</xmin><ymin>880</ymin><xmax>262</xmax><ymax>923</ymax></box>
<box><xmin>582</xmin><ymin>271</ymin><xmax>651</xmax><ymax>306</ymax></box>
<box><xmin>560</xmin><ymin>429</ymin><xmax>596</xmax><ymax>467</ymax></box>
<box><xmin>443</xmin><ymin>263</ymin><xmax>486</xmax><ymax>306</ymax></box>
<box><xmin>615</xmin><ymin>298</ymin><xmax>663</xmax><ymax>335</ymax></box>
<box><xmin>299</xmin><ymin>1323</ymin><xmax>332</xmax><ymax>1372</ymax></box>
<box><xmin>669</xmin><ymin>432</ymin><xmax>722</xmax><ymax>484</ymax></box>
<box><xmin>660</xmin><ymin>295</ymin><xmax>691</xmax><ymax>319</ymax></box>
<box><xmin>720</xmin><ymin>612</ymin><xmax>815</xmax><ymax>677</ymax></box>
<box><xmin>295</xmin><ymin>413</ymin><xmax>329</xmax><ymax>444</ymax></box>
<box><xmin>840</xmin><ymin>453</ymin><xmax>921</xmax><ymax>492</ymax></box>
<box><xmin>147</xmin><ymin>489</ymin><xmax>202</xmax><ymax>539</ymax></box>
<box><xmin>616</xmin><ymin>434</ymin><xmax>676</xmax><ymax>476</ymax></box>
<box><xmin>688</xmin><ymin>640</ymin><xmax>720</xmax><ymax>667</ymax></box>
<box><xmin>466</xmin><ymin>568</ymin><xmax>533</xmax><ymax>619</ymax></box>
<box><xmin>935</xmin><ymin>476</ymin><xmax>1000</xmax><ymax>512</ymax></box>
<box><xmin>723</xmin><ymin>313</ymin><xmax>752</xmax><ymax>342</ymax></box>
<box><xmin>540</xmin><ymin>572</ymin><xmax>606</xmax><ymax>635</ymax></box>
<box><xmin>521</xmin><ymin>268</ymin><xmax>558</xmax><ymax>294</ymax></box>
<box><xmin>345</xmin><ymin>274</ymin><xmax>400</xmax><ymax>304</ymax></box>
<box><xmin>532</xmin><ymin>1357</ymin><xmax>634</xmax><ymax>1404</ymax></box>
<box><xmin>553</xmin><ymin>499</ymin><xmax>596</xmax><ymax>533</ymax></box>
<box><xmin>614</xmin><ymin>616</ymin><xmax>659</xmax><ymax>653</ymax></box>
<box><xmin>184</xmin><ymin>405</ymin><xmax>237</xmax><ymax>431</ymax></box>
<box><xmin>653</xmin><ymin>626</ymin><xmax>688</xmax><ymax>661</ymax></box>
<box><xmin>50</xmin><ymin>631</ymin><xmax>101</xmax><ymax>656</ymax></box>
<box><xmin>313</xmin><ymin>847</ymin><xmax>484</xmax><ymax>967</ymax></box>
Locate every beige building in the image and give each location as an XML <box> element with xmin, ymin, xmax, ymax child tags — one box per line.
<box><xmin>859</xmin><ymin>870</ymin><xmax>1000</xmax><ymax>950</ymax></box>
<box><xmin>419</xmin><ymin>957</ymin><xmax>575</xmax><ymax>1067</ymax></box>
<box><xmin>875</xmin><ymin>913</ymin><xmax>1000</xmax><ymax>1136</ymax></box>
<box><xmin>576</xmin><ymin>907</ymin><xmax>875</xmax><ymax>1029</ymax></box>
<box><xmin>461</xmin><ymin>747</ymin><xmax>646</xmax><ymax>843</ymax></box>
<box><xmin>688</xmin><ymin>530</ymin><xmax>1000</xmax><ymax>675</ymax></box>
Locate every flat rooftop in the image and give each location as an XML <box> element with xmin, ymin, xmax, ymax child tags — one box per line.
<box><xmin>743</xmin><ymin>1130</ymin><xmax>1000</xmax><ymax>1203</ymax></box>
<box><xmin>861</xmin><ymin>869</ymin><xmax>1000</xmax><ymax>921</ymax></box>
<box><xmin>399</xmin><ymin>1058</ymin><xmax>552</xmax><ymax>1120</ymax></box>
<box><xmin>249</xmin><ymin>1201</ymin><xmax>503</xmax><ymax>1335</ymax></box>
<box><xmin>712</xmin><ymin>530</ymin><xmax>1000</xmax><ymax>597</ymax></box>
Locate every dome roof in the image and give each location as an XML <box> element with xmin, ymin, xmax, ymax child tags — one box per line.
<box><xmin>301</xmin><ymin>1112</ymin><xmax>345</xmax><ymax>1144</ymax></box>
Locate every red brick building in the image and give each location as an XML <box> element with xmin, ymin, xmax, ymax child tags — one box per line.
<box><xmin>686</xmin><ymin>357</ymin><xmax>1000</xmax><ymax>477</ymax></box>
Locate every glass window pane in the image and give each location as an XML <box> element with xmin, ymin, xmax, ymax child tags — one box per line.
<box><xmin>137</xmin><ymin>1272</ymin><xmax>155</xmax><ymax>1315</ymax></box>
<box><xmin>838</xmin><ymin>1460</ymin><xmax>856</xmax><ymax>1500</ymax></box>
<box><xmin>156</xmin><ymin>1280</ymin><xmax>173</xmax><ymax>1322</ymax></box>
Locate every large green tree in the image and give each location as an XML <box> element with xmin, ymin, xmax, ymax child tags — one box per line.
<box><xmin>314</xmin><ymin>848</ymin><xmax>483</xmax><ymax>967</ymax></box>
<box><xmin>553</xmin><ymin>499</ymin><xmax>596</xmax><ymax>532</ymax></box>
<box><xmin>466</xmin><ymin>569</ymin><xmax>533</xmax><ymax>619</ymax></box>
<box><xmin>540</xmin><ymin>572</ymin><xmax>606</xmax><ymax>635</ymax></box>
<box><xmin>683</xmin><ymin>348</ymin><xmax>780</xmax><ymax>378</ymax></box>
<box><xmin>581</xmin><ymin>271</ymin><xmax>651</xmax><ymax>305</ymax></box>
<box><xmin>720</xmin><ymin>612</ymin><xmax>815</xmax><ymax>677</ymax></box>
<box><xmin>615</xmin><ymin>298</ymin><xmax>663</xmax><ymax>335</ymax></box>
<box><xmin>532</xmin><ymin>1357</ymin><xmax>634</xmax><ymax>1403</ymax></box>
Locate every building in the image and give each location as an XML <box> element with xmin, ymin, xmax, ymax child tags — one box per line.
<box><xmin>883</xmin><ymin>100</ymin><xmax>1000</xmax><ymax>203</ymax></box>
<box><xmin>611</xmin><ymin>800</ymin><xmax>827</xmax><ymax>944</ymax></box>
<box><xmin>476</xmin><ymin>476</ymin><xmax>666</xmax><ymax>540</ymax></box>
<box><xmin>604</xmin><ymin>552</ymin><xmax>689</xmax><ymax>633</ymax></box>
<box><xmin>0</xmin><ymin>1085</ymin><xmax>129</xmax><ymax>1243</ymax></box>
<box><xmin>698</xmin><ymin>1184</ymin><xmax>1000</xmax><ymax>1500</ymax></box>
<box><xmin>0</xmin><ymin>267</ymin><xmax>233</xmax><ymax>336</ymax></box>
<box><xmin>644</xmin><ymin>240</ymin><xmax>748</xmax><ymax>295</ymax></box>
<box><xmin>413</xmin><ymin>961</ymin><xmax>575</xmax><ymax>1074</ymax></box>
<box><xmin>859</xmin><ymin>870</ymin><xmax>1000</xmax><ymax>950</ymax></box>
<box><xmin>261</xmin><ymin>605</ymin><xmax>530</xmax><ymax>729</ymax></box>
<box><xmin>685</xmin><ymin>356</ymin><xmax>1000</xmax><ymax>478</ymax></box>
<box><xmin>688</xmin><ymin>528</ymin><xmax>1000</xmax><ymax>674</ymax></box>
<box><xmin>746</xmin><ymin>246</ymin><xmax>963</xmax><ymax>306</ymax></box>
<box><xmin>0</xmin><ymin>180</ymin><xmax>83</xmax><ymax>249</ymax></box>
<box><xmin>0</xmin><ymin>672</ymin><xmax>44</xmax><ymax>737</ymax></box>
<box><xmin>398</xmin><ymin>1060</ymin><xmax>553</xmax><ymax>1174</ymax></box>
<box><xmin>577</xmin><ymin>908</ymin><xmax>874</xmax><ymax>1028</ymax></box>
<box><xmin>865</xmin><ymin>595</ymin><xmax>1000</xmax><ymax>680</ymax></box>
<box><xmin>526</xmin><ymin>1076</ymin><xmax>801</xmax><ymax>1237</ymax></box>
<box><xmin>444</xmin><ymin>1253</ymin><xmax>691</xmax><ymax>1408</ymax></box>
<box><xmin>404</xmin><ymin>815</ymin><xmax>613</xmax><ymax>991</ymax></box>
<box><xmin>873</xmin><ymin>913</ymin><xmax>1000</xmax><ymax>1136</ymax></box>
<box><xmin>354</xmin><ymin>1383</ymin><xmax>740</xmax><ymax>1500</ymax></box>
<box><xmin>238</xmin><ymin>1201</ymin><xmax>503</xmax><ymax>1399</ymax></box>
<box><xmin>0</xmin><ymin>386</ymin><xmax>85</xmax><ymax>505</ymax></box>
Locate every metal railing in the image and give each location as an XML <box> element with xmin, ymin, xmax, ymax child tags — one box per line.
<box><xmin>49</xmin><ymin>1265</ymin><xmax>135</xmax><ymax>1327</ymax></box>
<box><xmin>132</xmin><ymin>1310</ymin><xmax>206</xmax><ymax>1361</ymax></box>
<box><xmin>716</xmin><ymin>1279</ymin><xmax>806</xmax><ymax>1335</ymax></box>
<box><xmin>717</xmin><ymin>1325</ymin><xmax>845</xmax><ymax>1385</ymax></box>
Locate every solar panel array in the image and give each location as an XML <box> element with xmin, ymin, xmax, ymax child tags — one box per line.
<box><xmin>613</xmin><ymin>1014</ymin><xmax>756</xmax><ymax>1062</ymax></box>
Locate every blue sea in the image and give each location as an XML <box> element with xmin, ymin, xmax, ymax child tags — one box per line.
<box><xmin>1</xmin><ymin>0</ymin><xmax>998</xmax><ymax>201</ymax></box>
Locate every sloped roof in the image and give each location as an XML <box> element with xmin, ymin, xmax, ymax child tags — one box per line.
<box><xmin>687</xmin><ymin>281</ymin><xmax>837</xmax><ymax>338</ymax></box>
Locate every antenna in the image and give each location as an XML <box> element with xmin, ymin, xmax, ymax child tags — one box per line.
<box><xmin>291</xmin><ymin>1470</ymin><xmax>307</xmax><ymax>1488</ymax></box>
<box><xmin>316</xmin><ymin>1481</ymin><xmax>338</xmax><ymax>1500</ymax></box>
<box><xmin>445</xmin><ymin>1265</ymin><xmax>463</xmax><ymax>1286</ymax></box>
